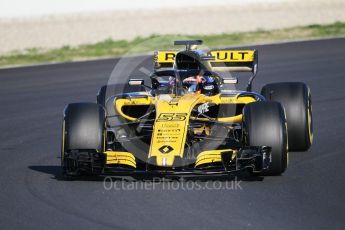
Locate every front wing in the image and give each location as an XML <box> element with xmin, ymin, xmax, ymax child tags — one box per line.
<box><xmin>63</xmin><ymin>146</ymin><xmax>271</xmax><ymax>177</ymax></box>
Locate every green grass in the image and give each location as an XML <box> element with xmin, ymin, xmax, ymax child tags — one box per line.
<box><xmin>1</xmin><ymin>21</ymin><xmax>345</xmax><ymax>67</ymax></box>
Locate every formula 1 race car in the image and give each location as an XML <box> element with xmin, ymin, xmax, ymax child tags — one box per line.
<box><xmin>61</xmin><ymin>40</ymin><xmax>313</xmax><ymax>178</ymax></box>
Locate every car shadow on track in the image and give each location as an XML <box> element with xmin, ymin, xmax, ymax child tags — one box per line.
<box><xmin>28</xmin><ymin>165</ymin><xmax>264</xmax><ymax>182</ymax></box>
<box><xmin>28</xmin><ymin>165</ymin><xmax>106</xmax><ymax>181</ymax></box>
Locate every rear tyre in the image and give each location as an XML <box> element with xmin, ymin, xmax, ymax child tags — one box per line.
<box><xmin>97</xmin><ymin>83</ymin><xmax>146</xmax><ymax>108</ymax></box>
<box><xmin>261</xmin><ymin>82</ymin><xmax>313</xmax><ymax>151</ymax></box>
<box><xmin>61</xmin><ymin>103</ymin><xmax>106</xmax><ymax>178</ymax></box>
<box><xmin>243</xmin><ymin>102</ymin><xmax>288</xmax><ymax>176</ymax></box>
<box><xmin>97</xmin><ymin>84</ymin><xmax>146</xmax><ymax>127</ymax></box>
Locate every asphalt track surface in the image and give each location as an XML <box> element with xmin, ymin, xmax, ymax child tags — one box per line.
<box><xmin>1</xmin><ymin>38</ymin><xmax>345</xmax><ymax>230</ymax></box>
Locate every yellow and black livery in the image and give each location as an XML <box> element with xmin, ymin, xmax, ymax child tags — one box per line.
<box><xmin>61</xmin><ymin>40</ymin><xmax>313</xmax><ymax>178</ymax></box>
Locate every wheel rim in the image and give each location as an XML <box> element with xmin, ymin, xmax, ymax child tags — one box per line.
<box><xmin>307</xmin><ymin>89</ymin><xmax>313</xmax><ymax>145</ymax></box>
<box><xmin>61</xmin><ymin>120</ymin><xmax>65</xmax><ymax>166</ymax></box>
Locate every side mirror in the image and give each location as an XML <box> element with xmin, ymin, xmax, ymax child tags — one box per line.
<box><xmin>128</xmin><ymin>79</ymin><xmax>144</xmax><ymax>86</ymax></box>
<box><xmin>223</xmin><ymin>78</ymin><xmax>238</xmax><ymax>84</ymax></box>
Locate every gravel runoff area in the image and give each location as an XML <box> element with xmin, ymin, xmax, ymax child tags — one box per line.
<box><xmin>0</xmin><ymin>0</ymin><xmax>345</xmax><ymax>54</ymax></box>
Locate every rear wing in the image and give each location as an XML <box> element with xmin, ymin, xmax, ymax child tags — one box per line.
<box><xmin>208</xmin><ymin>50</ymin><xmax>258</xmax><ymax>73</ymax></box>
<box><xmin>153</xmin><ymin>51</ymin><xmax>177</xmax><ymax>69</ymax></box>
<box><xmin>153</xmin><ymin>50</ymin><xmax>258</xmax><ymax>73</ymax></box>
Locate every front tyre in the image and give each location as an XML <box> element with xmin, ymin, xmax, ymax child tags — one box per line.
<box><xmin>243</xmin><ymin>102</ymin><xmax>288</xmax><ymax>176</ymax></box>
<box><xmin>61</xmin><ymin>103</ymin><xmax>106</xmax><ymax>178</ymax></box>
